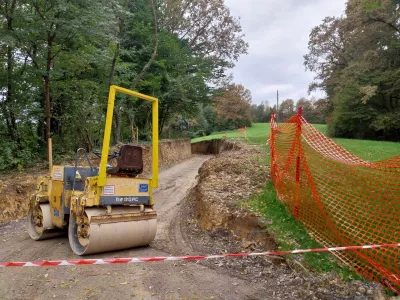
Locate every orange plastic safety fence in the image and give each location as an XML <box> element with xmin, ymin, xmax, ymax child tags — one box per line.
<box><xmin>269</xmin><ymin>110</ymin><xmax>400</xmax><ymax>293</ymax></box>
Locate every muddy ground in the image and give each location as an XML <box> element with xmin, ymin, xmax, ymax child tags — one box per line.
<box><xmin>0</xmin><ymin>147</ymin><xmax>395</xmax><ymax>300</ymax></box>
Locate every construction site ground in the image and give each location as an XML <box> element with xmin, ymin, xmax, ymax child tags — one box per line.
<box><xmin>0</xmin><ymin>144</ymin><xmax>392</xmax><ymax>300</ymax></box>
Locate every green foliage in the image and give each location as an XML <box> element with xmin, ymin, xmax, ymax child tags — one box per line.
<box><xmin>0</xmin><ymin>140</ymin><xmax>38</xmax><ymax>171</ymax></box>
<box><xmin>251</xmin><ymin>102</ymin><xmax>271</xmax><ymax>123</ymax></box>
<box><xmin>251</xmin><ymin>98</ymin><xmax>330</xmax><ymax>124</ymax></box>
<box><xmin>0</xmin><ymin>0</ymin><xmax>248</xmax><ymax>170</ymax></box>
<box><xmin>305</xmin><ymin>0</ymin><xmax>400</xmax><ymax>141</ymax></box>
<box><xmin>187</xmin><ymin>84</ymin><xmax>253</xmax><ymax>138</ymax></box>
<box><xmin>203</xmin><ymin>106</ymin><xmax>218</xmax><ymax>130</ymax></box>
<box><xmin>361</xmin><ymin>0</ymin><xmax>382</xmax><ymax>11</ymax></box>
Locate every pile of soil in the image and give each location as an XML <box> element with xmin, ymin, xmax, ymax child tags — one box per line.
<box><xmin>0</xmin><ymin>171</ymin><xmax>41</xmax><ymax>223</ymax></box>
<box><xmin>194</xmin><ymin>141</ymin><xmax>270</xmax><ymax>240</ymax></box>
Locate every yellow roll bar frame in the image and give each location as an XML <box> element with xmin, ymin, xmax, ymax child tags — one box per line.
<box><xmin>98</xmin><ymin>85</ymin><xmax>158</xmax><ymax>189</ymax></box>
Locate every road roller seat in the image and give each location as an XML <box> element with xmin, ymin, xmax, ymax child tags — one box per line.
<box><xmin>106</xmin><ymin>144</ymin><xmax>143</xmax><ymax>176</ymax></box>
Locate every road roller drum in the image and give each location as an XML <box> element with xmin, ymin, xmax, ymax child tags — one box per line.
<box><xmin>69</xmin><ymin>207</ymin><xmax>157</xmax><ymax>255</ymax></box>
<box><xmin>27</xmin><ymin>204</ymin><xmax>63</xmax><ymax>240</ymax></box>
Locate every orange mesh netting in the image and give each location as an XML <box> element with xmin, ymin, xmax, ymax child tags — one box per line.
<box><xmin>269</xmin><ymin>109</ymin><xmax>400</xmax><ymax>292</ymax></box>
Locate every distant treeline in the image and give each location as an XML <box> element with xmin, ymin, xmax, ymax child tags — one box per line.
<box><xmin>250</xmin><ymin>97</ymin><xmax>331</xmax><ymax>124</ymax></box>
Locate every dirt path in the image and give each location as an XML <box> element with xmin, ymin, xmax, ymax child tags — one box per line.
<box><xmin>0</xmin><ymin>156</ymin><xmax>271</xmax><ymax>300</ymax></box>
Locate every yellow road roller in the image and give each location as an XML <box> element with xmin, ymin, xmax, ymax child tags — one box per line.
<box><xmin>27</xmin><ymin>86</ymin><xmax>158</xmax><ymax>255</ymax></box>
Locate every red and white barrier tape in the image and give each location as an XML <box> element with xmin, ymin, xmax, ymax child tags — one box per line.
<box><xmin>0</xmin><ymin>243</ymin><xmax>399</xmax><ymax>268</ymax></box>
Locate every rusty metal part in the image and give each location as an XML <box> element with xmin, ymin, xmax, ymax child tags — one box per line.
<box><xmin>90</xmin><ymin>210</ymin><xmax>156</xmax><ymax>224</ymax></box>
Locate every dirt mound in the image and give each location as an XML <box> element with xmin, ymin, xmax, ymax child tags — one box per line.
<box><xmin>193</xmin><ymin>141</ymin><xmax>272</xmax><ymax>249</ymax></box>
<box><xmin>0</xmin><ymin>171</ymin><xmax>42</xmax><ymax>223</ymax></box>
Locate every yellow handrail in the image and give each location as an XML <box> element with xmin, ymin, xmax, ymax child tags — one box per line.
<box><xmin>98</xmin><ymin>85</ymin><xmax>159</xmax><ymax>189</ymax></box>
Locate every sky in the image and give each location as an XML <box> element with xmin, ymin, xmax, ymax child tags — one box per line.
<box><xmin>225</xmin><ymin>0</ymin><xmax>347</xmax><ymax>105</ymax></box>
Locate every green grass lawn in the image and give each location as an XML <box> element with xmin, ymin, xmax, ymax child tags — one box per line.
<box><xmin>192</xmin><ymin>123</ymin><xmax>400</xmax><ymax>161</ymax></box>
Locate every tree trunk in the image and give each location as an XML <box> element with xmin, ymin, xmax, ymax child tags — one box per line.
<box><xmin>107</xmin><ymin>1</ymin><xmax>129</xmax><ymax>143</ymax></box>
<box><xmin>44</xmin><ymin>75</ymin><xmax>51</xmax><ymax>142</ymax></box>
<box><xmin>159</xmin><ymin>106</ymin><xmax>168</xmax><ymax>135</ymax></box>
<box><xmin>108</xmin><ymin>43</ymin><xmax>119</xmax><ymax>86</ymax></box>
<box><xmin>6</xmin><ymin>46</ymin><xmax>17</xmax><ymax>140</ymax></box>
<box><xmin>0</xmin><ymin>104</ymin><xmax>13</xmax><ymax>138</ymax></box>
<box><xmin>109</xmin><ymin>43</ymin><xmax>122</xmax><ymax>144</ymax></box>
<box><xmin>112</xmin><ymin>108</ymin><xmax>121</xmax><ymax>143</ymax></box>
<box><xmin>132</xmin><ymin>0</ymin><xmax>158</xmax><ymax>90</ymax></box>
<box><xmin>4</xmin><ymin>0</ymin><xmax>18</xmax><ymax>142</ymax></box>
<box><xmin>44</xmin><ymin>33</ymin><xmax>54</xmax><ymax>160</ymax></box>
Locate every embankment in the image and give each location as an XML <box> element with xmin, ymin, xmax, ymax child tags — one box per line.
<box><xmin>190</xmin><ymin>141</ymin><xmax>275</xmax><ymax>249</ymax></box>
<box><xmin>142</xmin><ymin>139</ymin><xmax>191</xmax><ymax>174</ymax></box>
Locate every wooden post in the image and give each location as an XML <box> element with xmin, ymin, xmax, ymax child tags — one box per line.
<box><xmin>276</xmin><ymin>90</ymin><xmax>279</xmax><ymax>123</ymax></box>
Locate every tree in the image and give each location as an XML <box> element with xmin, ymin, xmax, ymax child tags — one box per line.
<box><xmin>0</xmin><ymin>0</ymin><xmax>18</xmax><ymax>143</ymax></box>
<box><xmin>296</xmin><ymin>98</ymin><xmax>315</xmax><ymax>122</ymax></box>
<box><xmin>251</xmin><ymin>102</ymin><xmax>271</xmax><ymax>123</ymax></box>
<box><xmin>203</xmin><ymin>105</ymin><xmax>217</xmax><ymax>131</ymax></box>
<box><xmin>304</xmin><ymin>0</ymin><xmax>400</xmax><ymax>140</ymax></box>
<box><xmin>304</xmin><ymin>16</ymin><xmax>347</xmax><ymax>97</ymax></box>
<box><xmin>21</xmin><ymin>0</ymin><xmax>116</xmax><ymax>156</ymax></box>
<box><xmin>214</xmin><ymin>83</ymin><xmax>252</xmax><ymax>128</ymax></box>
<box><xmin>159</xmin><ymin>0</ymin><xmax>248</xmax><ymax>76</ymax></box>
<box><xmin>278</xmin><ymin>99</ymin><xmax>295</xmax><ymax>121</ymax></box>
<box><xmin>313</xmin><ymin>98</ymin><xmax>332</xmax><ymax>124</ymax></box>
<box><xmin>105</xmin><ymin>0</ymin><xmax>218</xmax><ymax>140</ymax></box>
<box><xmin>362</xmin><ymin>0</ymin><xmax>400</xmax><ymax>11</ymax></box>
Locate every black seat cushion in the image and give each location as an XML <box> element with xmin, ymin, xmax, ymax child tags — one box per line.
<box><xmin>107</xmin><ymin>145</ymin><xmax>143</xmax><ymax>176</ymax></box>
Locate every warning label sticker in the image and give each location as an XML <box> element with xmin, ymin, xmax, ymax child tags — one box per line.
<box><xmin>53</xmin><ymin>170</ymin><xmax>62</xmax><ymax>180</ymax></box>
<box><xmin>103</xmin><ymin>185</ymin><xmax>115</xmax><ymax>195</ymax></box>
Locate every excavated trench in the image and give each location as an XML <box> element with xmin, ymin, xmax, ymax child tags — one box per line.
<box><xmin>189</xmin><ymin>139</ymin><xmax>276</xmax><ymax>252</ymax></box>
<box><xmin>191</xmin><ymin>138</ymin><xmax>241</xmax><ymax>155</ymax></box>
